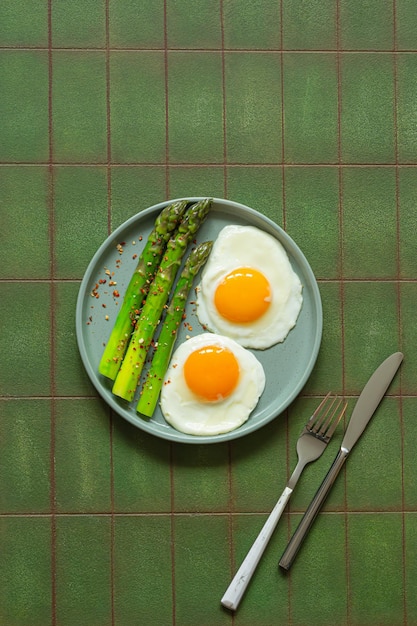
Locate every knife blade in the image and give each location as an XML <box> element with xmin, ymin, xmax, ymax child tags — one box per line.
<box><xmin>279</xmin><ymin>351</ymin><xmax>403</xmax><ymax>571</ymax></box>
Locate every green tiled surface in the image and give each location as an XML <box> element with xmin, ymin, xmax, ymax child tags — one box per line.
<box><xmin>1</xmin><ymin>3</ymin><xmax>416</xmax><ymax>625</ymax></box>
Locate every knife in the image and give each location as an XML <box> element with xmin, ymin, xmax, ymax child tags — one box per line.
<box><xmin>279</xmin><ymin>351</ymin><xmax>403</xmax><ymax>571</ymax></box>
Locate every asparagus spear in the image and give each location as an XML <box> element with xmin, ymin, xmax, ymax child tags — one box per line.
<box><xmin>98</xmin><ymin>200</ymin><xmax>188</xmax><ymax>380</ymax></box>
<box><xmin>112</xmin><ymin>198</ymin><xmax>212</xmax><ymax>402</ymax></box>
<box><xmin>136</xmin><ymin>240</ymin><xmax>213</xmax><ymax>418</ymax></box>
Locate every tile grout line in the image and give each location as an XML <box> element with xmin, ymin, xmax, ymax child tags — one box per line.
<box><xmin>280</xmin><ymin>0</ymin><xmax>287</xmax><ymax>236</ymax></box>
<box><xmin>164</xmin><ymin>0</ymin><xmax>170</xmax><ymax>199</ymax></box>
<box><xmin>47</xmin><ymin>1</ymin><xmax>57</xmax><ymax>624</ymax></box>
<box><xmin>104</xmin><ymin>2</ymin><xmax>116</xmax><ymax>624</ymax></box>
<box><xmin>279</xmin><ymin>4</ymin><xmax>293</xmax><ymax>625</ymax></box>
<box><xmin>220</xmin><ymin>0</ymin><xmax>228</xmax><ymax>200</ymax></box>
<box><xmin>219</xmin><ymin>4</ymin><xmax>235</xmax><ymax>621</ymax></box>
<box><xmin>3</xmin><ymin>45</ymin><xmax>417</xmax><ymax>54</ymax></box>
<box><xmin>2</xmin><ymin>161</ymin><xmax>417</xmax><ymax>168</ymax></box>
<box><xmin>164</xmin><ymin>6</ymin><xmax>176</xmax><ymax>624</ymax></box>
<box><xmin>392</xmin><ymin>2</ymin><xmax>408</xmax><ymax>623</ymax></box>
<box><xmin>335</xmin><ymin>3</ymin><xmax>350</xmax><ymax>624</ymax></box>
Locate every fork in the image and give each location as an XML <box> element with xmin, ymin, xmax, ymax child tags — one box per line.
<box><xmin>221</xmin><ymin>393</ymin><xmax>347</xmax><ymax>611</ymax></box>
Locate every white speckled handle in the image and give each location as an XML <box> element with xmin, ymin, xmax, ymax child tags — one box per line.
<box><xmin>221</xmin><ymin>485</ymin><xmax>293</xmax><ymax>611</ymax></box>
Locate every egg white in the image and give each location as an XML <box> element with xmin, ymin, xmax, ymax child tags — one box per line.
<box><xmin>160</xmin><ymin>333</ymin><xmax>266</xmax><ymax>436</ymax></box>
<box><xmin>196</xmin><ymin>225</ymin><xmax>303</xmax><ymax>349</ymax></box>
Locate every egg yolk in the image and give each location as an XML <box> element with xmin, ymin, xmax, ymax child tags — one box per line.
<box><xmin>214</xmin><ymin>267</ymin><xmax>271</xmax><ymax>323</ymax></box>
<box><xmin>183</xmin><ymin>345</ymin><xmax>240</xmax><ymax>402</ymax></box>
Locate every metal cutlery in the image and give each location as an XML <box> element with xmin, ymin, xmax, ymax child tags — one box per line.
<box><xmin>279</xmin><ymin>351</ymin><xmax>404</xmax><ymax>571</ymax></box>
<box><xmin>221</xmin><ymin>393</ymin><xmax>347</xmax><ymax>611</ymax></box>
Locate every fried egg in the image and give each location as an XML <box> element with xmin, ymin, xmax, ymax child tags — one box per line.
<box><xmin>196</xmin><ymin>225</ymin><xmax>303</xmax><ymax>349</ymax></box>
<box><xmin>160</xmin><ymin>333</ymin><xmax>265</xmax><ymax>436</ymax></box>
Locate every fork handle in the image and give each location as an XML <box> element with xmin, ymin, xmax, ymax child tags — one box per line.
<box><xmin>221</xmin><ymin>485</ymin><xmax>293</xmax><ymax>611</ymax></box>
<box><xmin>279</xmin><ymin>448</ymin><xmax>348</xmax><ymax>571</ymax></box>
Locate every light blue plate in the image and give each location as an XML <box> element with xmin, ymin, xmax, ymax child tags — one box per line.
<box><xmin>76</xmin><ymin>197</ymin><xmax>322</xmax><ymax>444</ymax></box>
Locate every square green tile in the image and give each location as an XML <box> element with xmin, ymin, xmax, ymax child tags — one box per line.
<box><xmin>400</xmin><ymin>282</ymin><xmax>417</xmax><ymax>395</ymax></box>
<box><xmin>52</xmin><ymin>51</ymin><xmax>108</xmax><ymax>163</ymax></box>
<box><xmin>0</xmin><ymin>399</ymin><xmax>51</xmax><ymax>513</ymax></box>
<box><xmin>402</xmin><ymin>398</ymin><xmax>417</xmax><ymax>510</ymax></box>
<box><xmin>289</xmin><ymin>513</ymin><xmax>347</xmax><ymax>626</ymax></box>
<box><xmin>225</xmin><ymin>52</ymin><xmax>282</xmax><ymax>163</ymax></box>
<box><xmin>169</xmin><ymin>166</ymin><xmax>225</xmax><ymax>201</ymax></box>
<box><xmin>114</xmin><ymin>516</ymin><xmax>173</xmax><ymax>626</ymax></box>
<box><xmin>342</xmin><ymin>167</ymin><xmax>398</xmax><ymax>278</ymax></box>
<box><xmin>168</xmin><ymin>51</ymin><xmax>224</xmax><ymax>164</ymax></box>
<box><xmin>173</xmin><ymin>515</ymin><xmax>230</xmax><ymax>625</ymax></box>
<box><xmin>284</xmin><ymin>166</ymin><xmax>340</xmax><ymax>278</ymax></box>
<box><xmin>55</xmin><ymin>398</ymin><xmax>111</xmax><ymax>512</ymax></box>
<box><xmin>346</xmin><ymin>398</ymin><xmax>402</xmax><ymax>510</ymax></box>
<box><xmin>398</xmin><ymin>168</ymin><xmax>417</xmax><ymax>278</ymax></box>
<box><xmin>343</xmin><ymin>281</ymin><xmax>400</xmax><ymax>394</ymax></box>
<box><xmin>223</xmin><ymin>0</ymin><xmax>281</xmax><ymax>50</ymax></box>
<box><xmin>339</xmin><ymin>0</ymin><xmax>394</xmax><ymax>50</ymax></box>
<box><xmin>397</xmin><ymin>54</ymin><xmax>417</xmax><ymax>163</ymax></box>
<box><xmin>405</xmin><ymin>513</ymin><xmax>417</xmax><ymax>623</ymax></box>
<box><xmin>111</xmin><ymin>166</ymin><xmax>166</xmax><ymax>227</ymax></box>
<box><xmin>167</xmin><ymin>0</ymin><xmax>221</xmax><ymax>49</ymax></box>
<box><xmin>109</xmin><ymin>0</ymin><xmax>164</xmax><ymax>48</ymax></box>
<box><xmin>396</xmin><ymin>0</ymin><xmax>417</xmax><ymax>50</ymax></box>
<box><xmin>0</xmin><ymin>51</ymin><xmax>49</xmax><ymax>162</ymax></box>
<box><xmin>112</xmin><ymin>417</ymin><xmax>171</xmax><ymax>513</ymax></box>
<box><xmin>226</xmin><ymin>166</ymin><xmax>283</xmax><ymax>225</ymax></box>
<box><xmin>288</xmin><ymin>396</ymin><xmax>346</xmax><ymax>513</ymax></box>
<box><xmin>348</xmin><ymin>513</ymin><xmax>404</xmax><ymax>625</ymax></box>
<box><xmin>231</xmin><ymin>419</ymin><xmax>287</xmax><ymax>513</ymax></box>
<box><xmin>0</xmin><ymin>517</ymin><xmax>51</xmax><ymax>626</ymax></box>
<box><xmin>54</xmin><ymin>166</ymin><xmax>109</xmax><ymax>278</ymax></box>
<box><xmin>110</xmin><ymin>51</ymin><xmax>166</xmax><ymax>163</ymax></box>
<box><xmin>172</xmin><ymin>443</ymin><xmax>230</xmax><ymax>512</ymax></box>
<box><xmin>304</xmin><ymin>282</ymin><xmax>344</xmax><ymax>394</ymax></box>
<box><xmin>55</xmin><ymin>516</ymin><xmax>111</xmax><ymax>626</ymax></box>
<box><xmin>0</xmin><ymin>0</ymin><xmax>48</xmax><ymax>47</ymax></box>
<box><xmin>282</xmin><ymin>0</ymin><xmax>337</xmax><ymax>50</ymax></box>
<box><xmin>0</xmin><ymin>282</ymin><xmax>51</xmax><ymax>396</ymax></box>
<box><xmin>340</xmin><ymin>53</ymin><xmax>395</xmax><ymax>164</ymax></box>
<box><xmin>55</xmin><ymin>281</ymin><xmax>96</xmax><ymax>396</ymax></box>
<box><xmin>229</xmin><ymin>514</ymin><xmax>288</xmax><ymax>623</ymax></box>
<box><xmin>283</xmin><ymin>53</ymin><xmax>338</xmax><ymax>164</ymax></box>
<box><xmin>52</xmin><ymin>0</ymin><xmax>106</xmax><ymax>48</ymax></box>
<box><xmin>0</xmin><ymin>166</ymin><xmax>50</xmax><ymax>279</ymax></box>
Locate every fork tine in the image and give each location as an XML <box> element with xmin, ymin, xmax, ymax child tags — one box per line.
<box><xmin>306</xmin><ymin>393</ymin><xmax>347</xmax><ymax>441</ymax></box>
<box><xmin>323</xmin><ymin>399</ymin><xmax>347</xmax><ymax>438</ymax></box>
<box><xmin>306</xmin><ymin>392</ymin><xmax>333</xmax><ymax>432</ymax></box>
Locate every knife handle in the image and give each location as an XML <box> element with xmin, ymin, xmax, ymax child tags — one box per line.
<box><xmin>279</xmin><ymin>448</ymin><xmax>348</xmax><ymax>571</ymax></box>
<box><xmin>221</xmin><ymin>486</ymin><xmax>293</xmax><ymax>611</ymax></box>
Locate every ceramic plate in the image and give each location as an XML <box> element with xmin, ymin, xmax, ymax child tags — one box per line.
<box><xmin>76</xmin><ymin>197</ymin><xmax>322</xmax><ymax>444</ymax></box>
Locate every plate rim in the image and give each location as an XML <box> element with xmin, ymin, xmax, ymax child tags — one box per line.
<box><xmin>75</xmin><ymin>196</ymin><xmax>323</xmax><ymax>444</ymax></box>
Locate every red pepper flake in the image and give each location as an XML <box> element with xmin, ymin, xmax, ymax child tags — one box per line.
<box><xmin>109</xmin><ymin>280</ymin><xmax>117</xmax><ymax>286</ymax></box>
<box><xmin>113</xmin><ymin>290</ymin><xmax>120</xmax><ymax>298</ymax></box>
<box><xmin>132</xmin><ymin>254</ymin><xmax>137</xmax><ymax>260</ymax></box>
<box><xmin>105</xmin><ymin>315</ymin><xmax>109</xmax><ymax>321</ymax></box>
<box><xmin>105</xmin><ymin>269</ymin><xmax>111</xmax><ymax>276</ymax></box>
<box><xmin>98</xmin><ymin>278</ymin><xmax>106</xmax><ymax>284</ymax></box>
<box><xmin>102</xmin><ymin>303</ymin><xmax>107</xmax><ymax>308</ymax></box>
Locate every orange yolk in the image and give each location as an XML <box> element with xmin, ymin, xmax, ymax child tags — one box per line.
<box><xmin>214</xmin><ymin>267</ymin><xmax>271</xmax><ymax>323</ymax></box>
<box><xmin>183</xmin><ymin>345</ymin><xmax>240</xmax><ymax>402</ymax></box>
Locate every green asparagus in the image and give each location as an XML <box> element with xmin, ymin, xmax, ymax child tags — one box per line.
<box><xmin>112</xmin><ymin>198</ymin><xmax>212</xmax><ymax>402</ymax></box>
<box><xmin>136</xmin><ymin>240</ymin><xmax>213</xmax><ymax>418</ymax></box>
<box><xmin>98</xmin><ymin>200</ymin><xmax>188</xmax><ymax>380</ymax></box>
